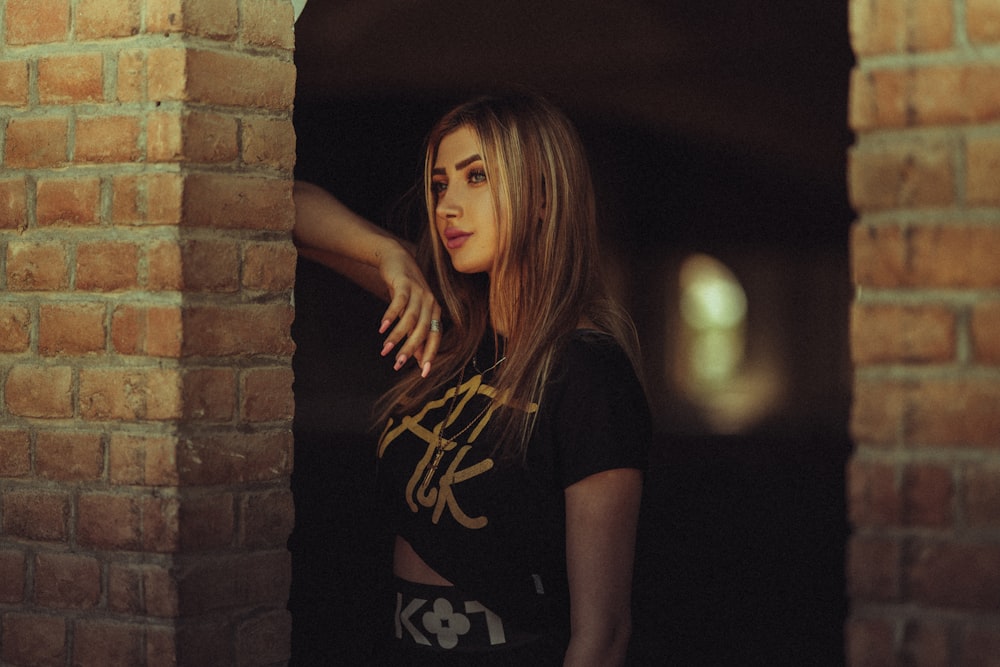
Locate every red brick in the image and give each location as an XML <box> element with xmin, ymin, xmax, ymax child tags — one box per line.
<box><xmin>39</xmin><ymin>302</ymin><xmax>106</xmax><ymax>355</ymax></box>
<box><xmin>0</xmin><ymin>613</ymin><xmax>67</xmax><ymax>666</ymax></box>
<box><xmin>177</xmin><ymin>431</ymin><xmax>292</xmax><ymax>485</ymax></box>
<box><xmin>4</xmin><ymin>0</ymin><xmax>70</xmax><ymax>45</ymax></box>
<box><xmin>972</xmin><ymin>301</ymin><xmax>1000</xmax><ymax>364</ymax></box>
<box><xmin>915</xmin><ymin>65</ymin><xmax>1000</xmax><ymax>126</ymax></box>
<box><xmin>184</xmin><ymin>173</ymin><xmax>293</xmax><ymax>230</ymax></box>
<box><xmin>182</xmin><ymin>367</ymin><xmax>236</xmax><ymax>421</ymax></box>
<box><xmin>0</xmin><ymin>60</ymin><xmax>30</xmax><ymax>106</ymax></box>
<box><xmin>850</xmin><ymin>378</ymin><xmax>906</xmax><ymax>448</ymax></box>
<box><xmin>107</xmin><ymin>561</ymin><xmax>175</xmax><ymax>615</ymax></box>
<box><xmin>0</xmin><ymin>177</ymin><xmax>28</xmax><ymax>230</ymax></box>
<box><xmin>35</xmin><ymin>431</ymin><xmax>104</xmax><ymax>482</ymax></box>
<box><xmin>108</xmin><ymin>433</ymin><xmax>179</xmax><ymax>486</ymax></box>
<box><xmin>0</xmin><ymin>430</ymin><xmax>31</xmax><ymax>477</ymax></box>
<box><xmin>242</xmin><ymin>488</ymin><xmax>294</xmax><ymax>548</ymax></box>
<box><xmin>141</xmin><ymin>494</ymin><xmax>181</xmax><ymax>552</ymax></box>
<box><xmin>108</xmin><ymin>563</ymin><xmax>143</xmax><ymax>614</ymax></box>
<box><xmin>75</xmin><ymin>241</ymin><xmax>140</xmax><ymax>291</ymax></box>
<box><xmin>147</xmin><ymin>0</ymin><xmax>238</xmax><ymax>39</ymax></box>
<box><xmin>6</xmin><ymin>241</ymin><xmax>70</xmax><ymax>291</ymax></box>
<box><xmin>75</xmin><ymin>115</ymin><xmax>142</xmax><ymax>163</ymax></box>
<box><xmin>967</xmin><ymin>136</ymin><xmax>1000</xmax><ymax>205</ymax></box>
<box><xmin>37</xmin><ymin>52</ymin><xmax>104</xmax><ymax>103</ymax></box>
<box><xmin>73</xmin><ymin>619</ymin><xmax>144</xmax><ymax>667</ymax></box>
<box><xmin>143</xmin><ymin>563</ymin><xmax>180</xmax><ymax>617</ymax></box>
<box><xmin>236</xmin><ymin>609</ymin><xmax>292</xmax><ymax>666</ymax></box>
<box><xmin>1</xmin><ymin>490</ymin><xmax>69</xmax><ymax>541</ymax></box>
<box><xmin>0</xmin><ymin>304</ymin><xmax>31</xmax><ymax>353</ymax></box>
<box><xmin>968</xmin><ymin>0</ymin><xmax>1000</xmax><ymax>44</ymax></box>
<box><xmin>902</xmin><ymin>462</ymin><xmax>952</xmax><ymax>528</ymax></box>
<box><xmin>849</xmin><ymin>0</ymin><xmax>906</xmax><ymax>56</ymax></box>
<box><xmin>852</xmin><ymin>223</ymin><xmax>1000</xmax><ymax>289</ymax></box>
<box><xmin>846</xmin><ymin>616</ymin><xmax>896</xmax><ymax>667</ymax></box>
<box><xmin>36</xmin><ymin>176</ymin><xmax>102</xmax><ymax>227</ymax></box>
<box><xmin>963</xmin><ymin>463</ymin><xmax>1000</xmax><ymax>529</ymax></box>
<box><xmin>182</xmin><ymin>304</ymin><xmax>294</xmax><ymax>357</ymax></box>
<box><xmin>79</xmin><ymin>367</ymin><xmax>182</xmax><ymax>421</ymax></box>
<box><xmin>962</xmin><ymin>624</ymin><xmax>1000</xmax><ymax>667</ymax></box>
<box><xmin>147</xmin><ymin>48</ymin><xmax>187</xmax><ymax>102</ymax></box>
<box><xmin>147</xmin><ymin>240</ymin><xmax>183</xmax><ymax>288</ymax></box>
<box><xmin>111</xmin><ymin>304</ymin><xmax>183</xmax><ymax>357</ymax></box>
<box><xmin>147</xmin><ymin>172</ymin><xmax>185</xmax><ymax>225</ymax></box>
<box><xmin>146</xmin><ymin>624</ymin><xmax>179</xmax><ymax>666</ymax></box>
<box><xmin>848</xmin><ymin>140</ymin><xmax>954</xmax><ymax>212</ymax></box>
<box><xmin>850</xmin><ymin>0</ymin><xmax>952</xmax><ymax>55</ymax></box>
<box><xmin>908</xmin><ymin>541</ymin><xmax>1000</xmax><ymax>611</ymax></box>
<box><xmin>241</xmin><ymin>0</ymin><xmax>295</xmax><ymax>50</ymax></box>
<box><xmin>241</xmin><ymin>366</ymin><xmax>294</xmax><ymax>422</ymax></box>
<box><xmin>76</xmin><ymin>0</ymin><xmax>141</xmax><ymax>40</ymax></box>
<box><xmin>241</xmin><ymin>117</ymin><xmax>295</xmax><ymax>170</ymax></box>
<box><xmin>850</xmin><ymin>303</ymin><xmax>956</xmax><ymax>365</ymax></box>
<box><xmin>180</xmin><ymin>492</ymin><xmax>235</xmax><ymax>550</ymax></box>
<box><xmin>77</xmin><ymin>493</ymin><xmax>143</xmax><ymax>550</ymax></box>
<box><xmin>34</xmin><ymin>552</ymin><xmax>101</xmax><ymax>609</ymax></box>
<box><xmin>186</xmin><ymin>50</ymin><xmax>294</xmax><ymax>110</ymax></box>
<box><xmin>148</xmin><ymin>110</ymin><xmax>239</xmax><ymax>163</ymax></box>
<box><xmin>176</xmin><ymin>550</ymin><xmax>290</xmax><ymax>615</ymax></box>
<box><xmin>4</xmin><ymin>116</ymin><xmax>69</xmax><ymax>169</ymax></box>
<box><xmin>901</xmin><ymin>620</ymin><xmax>952</xmax><ymax>667</ymax></box>
<box><xmin>905</xmin><ymin>379</ymin><xmax>1000</xmax><ymax>448</ymax></box>
<box><xmin>5</xmin><ymin>365</ymin><xmax>74</xmax><ymax>418</ymax></box>
<box><xmin>180</xmin><ymin>238</ymin><xmax>240</xmax><ymax>291</ymax></box>
<box><xmin>243</xmin><ymin>241</ymin><xmax>297</xmax><ymax>291</ymax></box>
<box><xmin>848</xmin><ymin>457</ymin><xmax>902</xmax><ymax>528</ymax></box>
<box><xmin>116</xmin><ymin>49</ymin><xmax>146</xmax><ymax>103</ymax></box>
<box><xmin>0</xmin><ymin>550</ymin><xmax>26</xmax><ymax>603</ymax></box>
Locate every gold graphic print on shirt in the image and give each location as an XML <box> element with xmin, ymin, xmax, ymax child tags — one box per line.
<box><xmin>378</xmin><ymin>372</ymin><xmax>537</xmax><ymax>530</ymax></box>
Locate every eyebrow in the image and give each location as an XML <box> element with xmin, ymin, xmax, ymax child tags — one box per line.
<box><xmin>431</xmin><ymin>153</ymin><xmax>483</xmax><ymax>175</ymax></box>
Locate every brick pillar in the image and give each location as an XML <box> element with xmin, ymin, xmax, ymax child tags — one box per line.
<box><xmin>847</xmin><ymin>1</ymin><xmax>1000</xmax><ymax>665</ymax></box>
<box><xmin>1</xmin><ymin>2</ymin><xmax>298</xmax><ymax>665</ymax></box>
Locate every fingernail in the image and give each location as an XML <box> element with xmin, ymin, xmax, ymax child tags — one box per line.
<box><xmin>381</xmin><ymin>341</ymin><xmax>394</xmax><ymax>357</ymax></box>
<box><xmin>394</xmin><ymin>353</ymin><xmax>407</xmax><ymax>371</ymax></box>
<box><xmin>421</xmin><ymin>361</ymin><xmax>431</xmax><ymax>378</ymax></box>
<box><xmin>379</xmin><ymin>319</ymin><xmax>391</xmax><ymax>334</ymax></box>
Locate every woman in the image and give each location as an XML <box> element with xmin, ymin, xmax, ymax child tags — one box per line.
<box><xmin>294</xmin><ymin>94</ymin><xmax>651</xmax><ymax>666</ymax></box>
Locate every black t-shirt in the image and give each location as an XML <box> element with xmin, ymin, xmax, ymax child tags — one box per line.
<box><xmin>376</xmin><ymin>329</ymin><xmax>651</xmax><ymax>638</ymax></box>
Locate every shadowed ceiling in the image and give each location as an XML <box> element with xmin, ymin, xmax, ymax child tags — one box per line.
<box><xmin>293</xmin><ymin>0</ymin><xmax>854</xmax><ymax>186</ymax></box>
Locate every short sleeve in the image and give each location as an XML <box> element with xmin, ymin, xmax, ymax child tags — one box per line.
<box><xmin>547</xmin><ymin>331</ymin><xmax>652</xmax><ymax>488</ymax></box>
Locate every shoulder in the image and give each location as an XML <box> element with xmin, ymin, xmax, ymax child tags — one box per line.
<box><xmin>552</xmin><ymin>329</ymin><xmax>638</xmax><ymax>384</ymax></box>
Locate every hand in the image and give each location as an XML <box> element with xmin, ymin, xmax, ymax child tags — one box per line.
<box><xmin>376</xmin><ymin>244</ymin><xmax>442</xmax><ymax>378</ymax></box>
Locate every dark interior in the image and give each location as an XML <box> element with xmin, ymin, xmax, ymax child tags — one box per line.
<box><xmin>287</xmin><ymin>2</ymin><xmax>854</xmax><ymax>664</ymax></box>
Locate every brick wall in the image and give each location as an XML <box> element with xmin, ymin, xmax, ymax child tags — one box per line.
<box><xmin>847</xmin><ymin>0</ymin><xmax>1000</xmax><ymax>664</ymax></box>
<box><xmin>0</xmin><ymin>2</ymin><xmax>298</xmax><ymax>665</ymax></box>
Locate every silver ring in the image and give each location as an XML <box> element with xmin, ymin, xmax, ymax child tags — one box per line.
<box><xmin>429</xmin><ymin>319</ymin><xmax>442</xmax><ymax>333</ymax></box>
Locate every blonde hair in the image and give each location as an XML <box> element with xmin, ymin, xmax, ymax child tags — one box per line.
<box><xmin>377</xmin><ymin>94</ymin><xmax>640</xmax><ymax>461</ymax></box>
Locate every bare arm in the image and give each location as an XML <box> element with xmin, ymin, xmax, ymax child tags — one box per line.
<box><xmin>563</xmin><ymin>468</ymin><xmax>643</xmax><ymax>666</ymax></box>
<box><xmin>293</xmin><ymin>180</ymin><xmax>441</xmax><ymax>374</ymax></box>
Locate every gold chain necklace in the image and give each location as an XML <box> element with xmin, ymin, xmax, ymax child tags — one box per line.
<box><xmin>419</xmin><ymin>354</ymin><xmax>506</xmax><ymax>490</ymax></box>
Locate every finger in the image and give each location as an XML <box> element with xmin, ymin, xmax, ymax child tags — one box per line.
<box><xmin>393</xmin><ymin>293</ymin><xmax>434</xmax><ymax>363</ymax></box>
<box><xmin>420</xmin><ymin>305</ymin><xmax>443</xmax><ymax>377</ymax></box>
<box><xmin>379</xmin><ymin>288</ymin><xmax>411</xmax><ymax>356</ymax></box>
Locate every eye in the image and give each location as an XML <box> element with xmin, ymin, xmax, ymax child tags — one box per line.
<box><xmin>431</xmin><ymin>180</ymin><xmax>448</xmax><ymax>196</ymax></box>
<box><xmin>468</xmin><ymin>168</ymin><xmax>487</xmax><ymax>185</ymax></box>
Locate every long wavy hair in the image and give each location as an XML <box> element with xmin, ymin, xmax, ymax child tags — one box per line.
<box><xmin>376</xmin><ymin>93</ymin><xmax>641</xmax><ymax>461</ymax></box>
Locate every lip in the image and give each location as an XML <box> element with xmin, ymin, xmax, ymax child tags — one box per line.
<box><xmin>443</xmin><ymin>228</ymin><xmax>472</xmax><ymax>250</ymax></box>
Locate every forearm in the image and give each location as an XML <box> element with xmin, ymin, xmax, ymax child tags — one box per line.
<box><xmin>562</xmin><ymin>613</ymin><xmax>631</xmax><ymax>666</ymax></box>
<box><xmin>292</xmin><ymin>180</ymin><xmax>413</xmax><ymax>271</ymax></box>
<box><xmin>296</xmin><ymin>246</ymin><xmax>390</xmax><ymax>302</ymax></box>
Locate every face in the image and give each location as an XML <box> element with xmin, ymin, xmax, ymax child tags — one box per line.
<box><xmin>431</xmin><ymin>126</ymin><xmax>501</xmax><ymax>276</ymax></box>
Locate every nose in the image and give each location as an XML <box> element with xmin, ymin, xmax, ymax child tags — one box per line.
<box><xmin>436</xmin><ymin>188</ymin><xmax>461</xmax><ymax>220</ymax></box>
